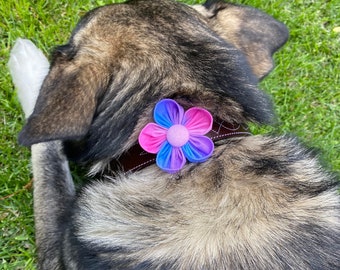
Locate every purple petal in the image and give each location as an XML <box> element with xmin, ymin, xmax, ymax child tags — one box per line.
<box><xmin>154</xmin><ymin>99</ymin><xmax>184</xmax><ymax>128</ymax></box>
<box><xmin>138</xmin><ymin>123</ymin><xmax>167</xmax><ymax>154</ymax></box>
<box><xmin>182</xmin><ymin>107</ymin><xmax>213</xmax><ymax>135</ymax></box>
<box><xmin>156</xmin><ymin>142</ymin><xmax>186</xmax><ymax>173</ymax></box>
<box><xmin>182</xmin><ymin>135</ymin><xmax>214</xmax><ymax>163</ymax></box>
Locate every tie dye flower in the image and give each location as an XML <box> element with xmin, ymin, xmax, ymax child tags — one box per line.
<box><xmin>138</xmin><ymin>99</ymin><xmax>214</xmax><ymax>173</ymax></box>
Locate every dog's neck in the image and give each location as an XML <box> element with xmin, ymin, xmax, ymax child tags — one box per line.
<box><xmin>110</xmin><ymin>118</ymin><xmax>251</xmax><ymax>174</ymax></box>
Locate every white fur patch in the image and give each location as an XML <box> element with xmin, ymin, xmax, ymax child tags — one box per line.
<box><xmin>191</xmin><ymin>5</ymin><xmax>214</xmax><ymax>18</ymax></box>
<box><xmin>8</xmin><ymin>38</ymin><xmax>50</xmax><ymax>118</ymax></box>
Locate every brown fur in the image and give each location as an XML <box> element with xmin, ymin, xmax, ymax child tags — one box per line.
<box><xmin>16</xmin><ymin>0</ymin><xmax>339</xmax><ymax>269</ymax></box>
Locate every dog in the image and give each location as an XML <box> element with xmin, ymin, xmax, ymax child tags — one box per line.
<box><xmin>12</xmin><ymin>0</ymin><xmax>340</xmax><ymax>269</ymax></box>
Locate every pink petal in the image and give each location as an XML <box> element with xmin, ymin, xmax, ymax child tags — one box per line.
<box><xmin>138</xmin><ymin>123</ymin><xmax>167</xmax><ymax>154</ymax></box>
<box><xmin>182</xmin><ymin>107</ymin><xmax>213</xmax><ymax>135</ymax></box>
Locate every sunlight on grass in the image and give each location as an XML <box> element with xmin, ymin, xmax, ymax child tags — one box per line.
<box><xmin>1</xmin><ymin>0</ymin><xmax>339</xmax><ymax>268</ymax></box>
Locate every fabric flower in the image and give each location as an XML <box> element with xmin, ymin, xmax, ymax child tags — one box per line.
<box><xmin>138</xmin><ymin>99</ymin><xmax>214</xmax><ymax>173</ymax></box>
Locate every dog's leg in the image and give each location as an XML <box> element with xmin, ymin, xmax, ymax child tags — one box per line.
<box><xmin>9</xmin><ymin>39</ymin><xmax>74</xmax><ymax>269</ymax></box>
<box><xmin>32</xmin><ymin>141</ymin><xmax>75</xmax><ymax>269</ymax></box>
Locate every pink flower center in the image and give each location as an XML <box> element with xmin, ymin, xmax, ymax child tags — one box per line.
<box><xmin>166</xmin><ymin>124</ymin><xmax>189</xmax><ymax>147</ymax></box>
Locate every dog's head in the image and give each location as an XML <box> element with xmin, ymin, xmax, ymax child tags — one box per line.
<box><xmin>19</xmin><ymin>0</ymin><xmax>288</xmax><ymax>163</ymax></box>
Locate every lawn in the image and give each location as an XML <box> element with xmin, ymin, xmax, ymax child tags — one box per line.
<box><xmin>0</xmin><ymin>0</ymin><xmax>339</xmax><ymax>268</ymax></box>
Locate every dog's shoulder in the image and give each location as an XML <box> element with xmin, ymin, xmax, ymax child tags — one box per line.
<box><xmin>72</xmin><ymin>135</ymin><xmax>339</xmax><ymax>269</ymax></box>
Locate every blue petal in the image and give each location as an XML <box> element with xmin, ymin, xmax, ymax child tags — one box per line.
<box><xmin>182</xmin><ymin>135</ymin><xmax>214</xmax><ymax>163</ymax></box>
<box><xmin>156</xmin><ymin>142</ymin><xmax>186</xmax><ymax>174</ymax></box>
<box><xmin>154</xmin><ymin>99</ymin><xmax>184</xmax><ymax>128</ymax></box>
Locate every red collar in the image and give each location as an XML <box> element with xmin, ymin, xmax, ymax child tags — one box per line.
<box><xmin>110</xmin><ymin>119</ymin><xmax>251</xmax><ymax>174</ymax></box>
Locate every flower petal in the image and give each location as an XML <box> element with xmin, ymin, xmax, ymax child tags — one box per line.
<box><xmin>182</xmin><ymin>135</ymin><xmax>214</xmax><ymax>163</ymax></box>
<box><xmin>154</xmin><ymin>99</ymin><xmax>184</xmax><ymax>128</ymax></box>
<box><xmin>138</xmin><ymin>123</ymin><xmax>167</xmax><ymax>154</ymax></box>
<box><xmin>156</xmin><ymin>142</ymin><xmax>186</xmax><ymax>173</ymax></box>
<box><xmin>182</xmin><ymin>107</ymin><xmax>213</xmax><ymax>135</ymax></box>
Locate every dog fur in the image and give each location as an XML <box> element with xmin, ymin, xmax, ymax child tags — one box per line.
<box><xmin>16</xmin><ymin>0</ymin><xmax>339</xmax><ymax>269</ymax></box>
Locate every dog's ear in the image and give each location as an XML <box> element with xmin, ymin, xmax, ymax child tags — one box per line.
<box><xmin>18</xmin><ymin>47</ymin><xmax>106</xmax><ymax>146</ymax></box>
<box><xmin>193</xmin><ymin>1</ymin><xmax>289</xmax><ymax>79</ymax></box>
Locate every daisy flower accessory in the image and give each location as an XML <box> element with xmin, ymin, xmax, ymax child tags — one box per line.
<box><xmin>138</xmin><ymin>99</ymin><xmax>214</xmax><ymax>173</ymax></box>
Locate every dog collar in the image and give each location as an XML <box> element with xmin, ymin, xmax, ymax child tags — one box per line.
<box><xmin>110</xmin><ymin>118</ymin><xmax>251</xmax><ymax>174</ymax></box>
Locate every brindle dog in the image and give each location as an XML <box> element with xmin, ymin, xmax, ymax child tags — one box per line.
<box><xmin>16</xmin><ymin>0</ymin><xmax>339</xmax><ymax>269</ymax></box>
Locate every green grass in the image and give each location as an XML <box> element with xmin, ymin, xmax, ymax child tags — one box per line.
<box><xmin>0</xmin><ymin>0</ymin><xmax>339</xmax><ymax>268</ymax></box>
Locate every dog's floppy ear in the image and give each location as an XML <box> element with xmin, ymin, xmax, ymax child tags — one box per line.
<box><xmin>194</xmin><ymin>0</ymin><xmax>289</xmax><ymax>79</ymax></box>
<box><xmin>18</xmin><ymin>47</ymin><xmax>106</xmax><ymax>146</ymax></box>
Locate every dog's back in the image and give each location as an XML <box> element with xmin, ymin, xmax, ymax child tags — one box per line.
<box><xmin>11</xmin><ymin>0</ymin><xmax>339</xmax><ymax>269</ymax></box>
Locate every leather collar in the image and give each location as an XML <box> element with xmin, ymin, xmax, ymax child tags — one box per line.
<box><xmin>110</xmin><ymin>119</ymin><xmax>251</xmax><ymax>174</ymax></box>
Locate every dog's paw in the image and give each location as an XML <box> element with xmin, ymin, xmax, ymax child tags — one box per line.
<box><xmin>8</xmin><ymin>38</ymin><xmax>50</xmax><ymax>118</ymax></box>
